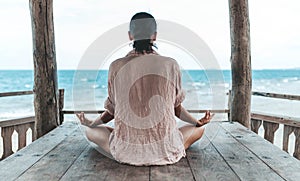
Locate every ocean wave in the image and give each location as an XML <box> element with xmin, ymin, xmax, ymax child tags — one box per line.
<box><xmin>92</xmin><ymin>84</ymin><xmax>100</xmax><ymax>89</ymax></box>
<box><xmin>282</xmin><ymin>77</ymin><xmax>299</xmax><ymax>83</ymax></box>
<box><xmin>282</xmin><ymin>79</ymin><xmax>289</xmax><ymax>83</ymax></box>
<box><xmin>223</xmin><ymin>83</ymin><xmax>229</xmax><ymax>88</ymax></box>
<box><xmin>191</xmin><ymin>82</ymin><xmax>206</xmax><ymax>87</ymax></box>
<box><xmin>0</xmin><ymin>111</ymin><xmax>34</xmax><ymax>121</ymax></box>
<box><xmin>80</xmin><ymin>78</ymin><xmax>88</xmax><ymax>82</ymax></box>
<box><xmin>24</xmin><ymin>84</ymin><xmax>31</xmax><ymax>88</ymax></box>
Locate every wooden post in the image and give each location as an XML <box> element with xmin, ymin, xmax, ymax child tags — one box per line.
<box><xmin>29</xmin><ymin>0</ymin><xmax>58</xmax><ymax>138</ymax></box>
<box><xmin>229</xmin><ymin>0</ymin><xmax>252</xmax><ymax>128</ymax></box>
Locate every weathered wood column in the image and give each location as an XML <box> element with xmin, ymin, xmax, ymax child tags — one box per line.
<box><xmin>29</xmin><ymin>0</ymin><xmax>58</xmax><ymax>138</ymax></box>
<box><xmin>229</xmin><ymin>0</ymin><xmax>252</xmax><ymax>128</ymax></box>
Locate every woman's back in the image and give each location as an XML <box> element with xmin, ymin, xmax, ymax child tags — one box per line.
<box><xmin>105</xmin><ymin>52</ymin><xmax>186</xmax><ymax>165</ymax></box>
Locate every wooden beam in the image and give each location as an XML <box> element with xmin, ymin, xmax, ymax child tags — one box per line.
<box><xmin>251</xmin><ymin>112</ymin><xmax>300</xmax><ymax>128</ymax></box>
<box><xmin>29</xmin><ymin>0</ymin><xmax>58</xmax><ymax>138</ymax></box>
<box><xmin>0</xmin><ymin>116</ymin><xmax>35</xmax><ymax>127</ymax></box>
<box><xmin>62</xmin><ymin>109</ymin><xmax>230</xmax><ymax>114</ymax></box>
<box><xmin>0</xmin><ymin>91</ymin><xmax>33</xmax><ymax>97</ymax></box>
<box><xmin>252</xmin><ymin>91</ymin><xmax>300</xmax><ymax>101</ymax></box>
<box><xmin>229</xmin><ymin>0</ymin><xmax>252</xmax><ymax>128</ymax></box>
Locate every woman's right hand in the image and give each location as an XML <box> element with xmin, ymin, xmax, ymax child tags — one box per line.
<box><xmin>196</xmin><ymin>111</ymin><xmax>214</xmax><ymax>127</ymax></box>
<box><xmin>76</xmin><ymin>112</ymin><xmax>95</xmax><ymax>128</ymax></box>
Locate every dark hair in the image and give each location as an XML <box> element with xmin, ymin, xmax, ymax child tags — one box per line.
<box><xmin>130</xmin><ymin>12</ymin><xmax>157</xmax><ymax>54</ymax></box>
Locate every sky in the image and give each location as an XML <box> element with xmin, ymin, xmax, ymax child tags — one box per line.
<box><xmin>0</xmin><ymin>0</ymin><xmax>300</xmax><ymax>70</ymax></box>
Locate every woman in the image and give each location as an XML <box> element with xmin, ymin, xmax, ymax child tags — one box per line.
<box><xmin>76</xmin><ymin>12</ymin><xmax>214</xmax><ymax>166</ymax></box>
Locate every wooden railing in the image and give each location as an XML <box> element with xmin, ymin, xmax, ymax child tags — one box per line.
<box><xmin>249</xmin><ymin>92</ymin><xmax>300</xmax><ymax>159</ymax></box>
<box><xmin>0</xmin><ymin>117</ymin><xmax>35</xmax><ymax>159</ymax></box>
<box><xmin>62</xmin><ymin>109</ymin><xmax>230</xmax><ymax>115</ymax></box>
<box><xmin>0</xmin><ymin>89</ymin><xmax>64</xmax><ymax>160</ymax></box>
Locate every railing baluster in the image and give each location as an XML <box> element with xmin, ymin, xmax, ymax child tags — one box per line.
<box><xmin>228</xmin><ymin>90</ymin><xmax>232</xmax><ymax>121</ymax></box>
<box><xmin>15</xmin><ymin>124</ymin><xmax>30</xmax><ymax>151</ymax></box>
<box><xmin>263</xmin><ymin>121</ymin><xmax>279</xmax><ymax>143</ymax></box>
<box><xmin>59</xmin><ymin>89</ymin><xmax>65</xmax><ymax>125</ymax></box>
<box><xmin>282</xmin><ymin>125</ymin><xmax>294</xmax><ymax>152</ymax></box>
<box><xmin>1</xmin><ymin>126</ymin><xmax>14</xmax><ymax>159</ymax></box>
<box><xmin>30</xmin><ymin>122</ymin><xmax>36</xmax><ymax>142</ymax></box>
<box><xmin>294</xmin><ymin>127</ymin><xmax>300</xmax><ymax>159</ymax></box>
<box><xmin>251</xmin><ymin>119</ymin><xmax>262</xmax><ymax>134</ymax></box>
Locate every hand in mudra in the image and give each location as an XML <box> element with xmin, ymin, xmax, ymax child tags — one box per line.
<box><xmin>76</xmin><ymin>112</ymin><xmax>94</xmax><ymax>128</ymax></box>
<box><xmin>196</xmin><ymin>111</ymin><xmax>214</xmax><ymax>127</ymax></box>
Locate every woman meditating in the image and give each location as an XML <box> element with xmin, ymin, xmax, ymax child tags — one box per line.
<box><xmin>76</xmin><ymin>12</ymin><xmax>214</xmax><ymax>166</ymax></box>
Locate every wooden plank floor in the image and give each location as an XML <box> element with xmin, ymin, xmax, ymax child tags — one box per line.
<box><xmin>1</xmin><ymin>121</ymin><xmax>300</xmax><ymax>181</ymax></box>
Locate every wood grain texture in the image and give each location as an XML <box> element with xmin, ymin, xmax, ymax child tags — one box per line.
<box><xmin>251</xmin><ymin>112</ymin><xmax>300</xmax><ymax>127</ymax></box>
<box><xmin>0</xmin><ymin>116</ymin><xmax>35</xmax><ymax>127</ymax></box>
<box><xmin>1</xmin><ymin>122</ymin><xmax>299</xmax><ymax>180</ymax></box>
<box><xmin>60</xmin><ymin>147</ymin><xmax>111</xmax><ymax>181</ymax></box>
<box><xmin>282</xmin><ymin>125</ymin><xmax>294</xmax><ymax>152</ymax></box>
<box><xmin>250</xmin><ymin>119</ymin><xmax>262</xmax><ymax>134</ymax></box>
<box><xmin>0</xmin><ymin>122</ymin><xmax>76</xmax><ymax>180</ymax></box>
<box><xmin>104</xmin><ymin>158</ymin><xmax>149</xmax><ymax>181</ymax></box>
<box><xmin>14</xmin><ymin>123</ymin><xmax>31</xmax><ymax>151</ymax></box>
<box><xmin>62</xmin><ymin>109</ymin><xmax>229</xmax><ymax>114</ymax></box>
<box><xmin>150</xmin><ymin>158</ymin><xmax>194</xmax><ymax>181</ymax></box>
<box><xmin>0</xmin><ymin>91</ymin><xmax>33</xmax><ymax>97</ymax></box>
<box><xmin>29</xmin><ymin>122</ymin><xmax>35</xmax><ymax>141</ymax></box>
<box><xmin>187</xmin><ymin>139</ymin><xmax>240</xmax><ymax>181</ymax></box>
<box><xmin>293</xmin><ymin>127</ymin><xmax>300</xmax><ymax>159</ymax></box>
<box><xmin>222</xmin><ymin>122</ymin><xmax>300</xmax><ymax>181</ymax></box>
<box><xmin>1</xmin><ymin>120</ymin><xmax>35</xmax><ymax>159</ymax></box>
<box><xmin>1</xmin><ymin>126</ymin><xmax>14</xmax><ymax>159</ymax></box>
<box><xmin>29</xmin><ymin>0</ymin><xmax>59</xmax><ymax>138</ymax></box>
<box><xmin>61</xmin><ymin>146</ymin><xmax>150</xmax><ymax>181</ymax></box>
<box><xmin>16</xmin><ymin>128</ymin><xmax>88</xmax><ymax>181</ymax></box>
<box><xmin>252</xmin><ymin>91</ymin><xmax>300</xmax><ymax>101</ymax></box>
<box><xmin>263</xmin><ymin>121</ymin><xmax>279</xmax><ymax>143</ymax></box>
<box><xmin>211</xmin><ymin>122</ymin><xmax>284</xmax><ymax>181</ymax></box>
<box><xmin>229</xmin><ymin>0</ymin><xmax>252</xmax><ymax>128</ymax></box>
<box><xmin>58</xmin><ymin>89</ymin><xmax>65</xmax><ymax>124</ymax></box>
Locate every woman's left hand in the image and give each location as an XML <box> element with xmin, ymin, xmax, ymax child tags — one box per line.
<box><xmin>76</xmin><ymin>112</ymin><xmax>95</xmax><ymax>128</ymax></box>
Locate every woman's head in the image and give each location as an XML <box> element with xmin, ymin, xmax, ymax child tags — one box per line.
<box><xmin>129</xmin><ymin>12</ymin><xmax>157</xmax><ymax>53</ymax></box>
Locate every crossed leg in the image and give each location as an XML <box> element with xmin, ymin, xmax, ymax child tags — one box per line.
<box><xmin>179</xmin><ymin>124</ymin><xmax>205</xmax><ymax>150</ymax></box>
<box><xmin>84</xmin><ymin>124</ymin><xmax>205</xmax><ymax>157</ymax></box>
<box><xmin>84</xmin><ymin>125</ymin><xmax>114</xmax><ymax>157</ymax></box>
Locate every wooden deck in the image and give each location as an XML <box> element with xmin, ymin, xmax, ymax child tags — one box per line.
<box><xmin>1</xmin><ymin>121</ymin><xmax>299</xmax><ymax>181</ymax></box>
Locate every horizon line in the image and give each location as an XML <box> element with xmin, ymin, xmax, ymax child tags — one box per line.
<box><xmin>1</xmin><ymin>68</ymin><xmax>300</xmax><ymax>71</ymax></box>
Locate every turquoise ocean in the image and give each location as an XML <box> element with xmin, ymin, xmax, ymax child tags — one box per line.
<box><xmin>0</xmin><ymin>69</ymin><xmax>300</xmax><ymax>121</ymax></box>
